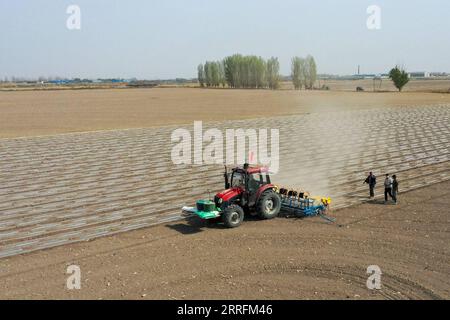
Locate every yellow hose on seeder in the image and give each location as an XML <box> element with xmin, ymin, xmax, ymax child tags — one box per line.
<box><xmin>318</xmin><ymin>197</ymin><xmax>332</xmax><ymax>206</ymax></box>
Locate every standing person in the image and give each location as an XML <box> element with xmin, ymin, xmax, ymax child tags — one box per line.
<box><xmin>392</xmin><ymin>175</ymin><xmax>399</xmax><ymax>204</ymax></box>
<box><xmin>363</xmin><ymin>172</ymin><xmax>377</xmax><ymax>198</ymax></box>
<box><xmin>384</xmin><ymin>174</ymin><xmax>393</xmax><ymax>203</ymax></box>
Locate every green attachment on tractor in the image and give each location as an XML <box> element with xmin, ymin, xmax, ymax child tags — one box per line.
<box><xmin>194</xmin><ymin>199</ymin><xmax>221</xmax><ymax>219</ymax></box>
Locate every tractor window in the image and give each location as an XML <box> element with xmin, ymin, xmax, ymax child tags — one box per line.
<box><xmin>231</xmin><ymin>172</ymin><xmax>245</xmax><ymax>188</ymax></box>
<box><xmin>252</xmin><ymin>173</ymin><xmax>263</xmax><ymax>183</ymax></box>
<box><xmin>261</xmin><ymin>174</ymin><xmax>269</xmax><ymax>184</ymax></box>
<box><xmin>252</xmin><ymin>173</ymin><xmax>271</xmax><ymax>185</ymax></box>
<box><xmin>248</xmin><ymin>173</ymin><xmax>263</xmax><ymax>191</ymax></box>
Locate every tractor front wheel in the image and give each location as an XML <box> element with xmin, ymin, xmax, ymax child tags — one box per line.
<box><xmin>222</xmin><ymin>205</ymin><xmax>244</xmax><ymax>228</ymax></box>
<box><xmin>257</xmin><ymin>190</ymin><xmax>281</xmax><ymax>219</ymax></box>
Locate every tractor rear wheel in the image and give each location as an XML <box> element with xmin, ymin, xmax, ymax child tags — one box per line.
<box><xmin>222</xmin><ymin>205</ymin><xmax>244</xmax><ymax>228</ymax></box>
<box><xmin>257</xmin><ymin>190</ymin><xmax>281</xmax><ymax>219</ymax></box>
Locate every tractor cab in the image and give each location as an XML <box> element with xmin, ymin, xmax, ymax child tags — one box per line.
<box><xmin>221</xmin><ymin>163</ymin><xmax>274</xmax><ymax>209</ymax></box>
<box><xmin>226</xmin><ymin>164</ymin><xmax>271</xmax><ymax>190</ymax></box>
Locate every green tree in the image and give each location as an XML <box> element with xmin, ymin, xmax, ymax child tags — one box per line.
<box><xmin>266</xmin><ymin>57</ymin><xmax>280</xmax><ymax>90</ymax></box>
<box><xmin>210</xmin><ymin>62</ymin><xmax>219</xmax><ymax>87</ymax></box>
<box><xmin>218</xmin><ymin>60</ymin><xmax>226</xmax><ymax>87</ymax></box>
<box><xmin>299</xmin><ymin>58</ymin><xmax>307</xmax><ymax>89</ymax></box>
<box><xmin>224</xmin><ymin>54</ymin><xmax>242</xmax><ymax>88</ymax></box>
<box><xmin>291</xmin><ymin>57</ymin><xmax>303</xmax><ymax>90</ymax></box>
<box><xmin>202</xmin><ymin>54</ymin><xmax>278</xmax><ymax>89</ymax></box>
<box><xmin>204</xmin><ymin>61</ymin><xmax>212</xmax><ymax>87</ymax></box>
<box><xmin>197</xmin><ymin>64</ymin><xmax>205</xmax><ymax>87</ymax></box>
<box><xmin>305</xmin><ymin>55</ymin><xmax>317</xmax><ymax>89</ymax></box>
<box><xmin>224</xmin><ymin>55</ymin><xmax>266</xmax><ymax>89</ymax></box>
<box><xmin>254</xmin><ymin>57</ymin><xmax>266</xmax><ymax>88</ymax></box>
<box><xmin>389</xmin><ymin>66</ymin><xmax>409</xmax><ymax>91</ymax></box>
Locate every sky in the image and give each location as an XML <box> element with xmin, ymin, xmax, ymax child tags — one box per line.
<box><xmin>1</xmin><ymin>0</ymin><xmax>449</xmax><ymax>79</ymax></box>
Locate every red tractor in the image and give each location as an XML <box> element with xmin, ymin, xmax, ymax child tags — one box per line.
<box><xmin>183</xmin><ymin>164</ymin><xmax>282</xmax><ymax>228</ymax></box>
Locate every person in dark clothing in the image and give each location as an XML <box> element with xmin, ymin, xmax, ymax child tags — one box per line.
<box><xmin>364</xmin><ymin>172</ymin><xmax>377</xmax><ymax>198</ymax></box>
<box><xmin>384</xmin><ymin>174</ymin><xmax>393</xmax><ymax>203</ymax></box>
<box><xmin>392</xmin><ymin>175</ymin><xmax>399</xmax><ymax>204</ymax></box>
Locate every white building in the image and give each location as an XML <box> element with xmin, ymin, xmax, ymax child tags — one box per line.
<box><xmin>409</xmin><ymin>71</ymin><xmax>430</xmax><ymax>78</ymax></box>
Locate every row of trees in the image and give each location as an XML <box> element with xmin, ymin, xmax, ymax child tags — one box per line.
<box><xmin>198</xmin><ymin>55</ymin><xmax>281</xmax><ymax>89</ymax></box>
<box><xmin>198</xmin><ymin>61</ymin><xmax>225</xmax><ymax>88</ymax></box>
<box><xmin>198</xmin><ymin>54</ymin><xmax>318</xmax><ymax>90</ymax></box>
<box><xmin>291</xmin><ymin>55</ymin><xmax>317</xmax><ymax>90</ymax></box>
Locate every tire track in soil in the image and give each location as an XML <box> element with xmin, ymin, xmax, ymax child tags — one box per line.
<box><xmin>280</xmin><ymin>265</ymin><xmax>444</xmax><ymax>299</ymax></box>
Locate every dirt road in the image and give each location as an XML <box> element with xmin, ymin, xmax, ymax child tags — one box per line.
<box><xmin>0</xmin><ymin>180</ymin><xmax>449</xmax><ymax>300</ymax></box>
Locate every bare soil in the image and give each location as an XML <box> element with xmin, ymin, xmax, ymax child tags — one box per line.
<box><xmin>1</xmin><ymin>85</ymin><xmax>449</xmax><ymax>300</ymax></box>
<box><xmin>0</xmin><ymin>180</ymin><xmax>449</xmax><ymax>300</ymax></box>
<box><xmin>1</xmin><ymin>88</ymin><xmax>450</xmax><ymax>138</ymax></box>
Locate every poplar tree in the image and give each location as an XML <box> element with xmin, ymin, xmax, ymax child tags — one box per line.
<box><xmin>197</xmin><ymin>64</ymin><xmax>205</xmax><ymax>87</ymax></box>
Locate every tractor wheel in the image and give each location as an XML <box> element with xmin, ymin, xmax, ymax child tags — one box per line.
<box><xmin>257</xmin><ymin>190</ymin><xmax>281</xmax><ymax>219</ymax></box>
<box><xmin>222</xmin><ymin>205</ymin><xmax>244</xmax><ymax>228</ymax></box>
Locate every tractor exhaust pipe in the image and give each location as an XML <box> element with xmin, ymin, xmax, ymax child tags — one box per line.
<box><xmin>224</xmin><ymin>165</ymin><xmax>230</xmax><ymax>189</ymax></box>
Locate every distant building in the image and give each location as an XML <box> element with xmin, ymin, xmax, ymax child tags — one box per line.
<box><xmin>346</xmin><ymin>74</ymin><xmax>377</xmax><ymax>80</ymax></box>
<box><xmin>48</xmin><ymin>79</ymin><xmax>70</xmax><ymax>84</ymax></box>
<box><xmin>429</xmin><ymin>72</ymin><xmax>449</xmax><ymax>77</ymax></box>
<box><xmin>409</xmin><ymin>71</ymin><xmax>430</xmax><ymax>78</ymax></box>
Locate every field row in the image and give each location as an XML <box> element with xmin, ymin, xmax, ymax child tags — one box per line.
<box><xmin>0</xmin><ymin>105</ymin><xmax>449</xmax><ymax>258</ymax></box>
